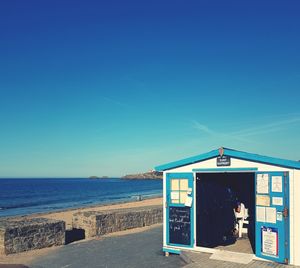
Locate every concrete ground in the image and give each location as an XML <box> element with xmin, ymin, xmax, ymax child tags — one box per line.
<box><xmin>2</xmin><ymin>225</ymin><xmax>298</xmax><ymax>268</ymax></box>
<box><xmin>181</xmin><ymin>251</ymin><xmax>297</xmax><ymax>268</ymax></box>
<box><xmin>29</xmin><ymin>225</ymin><xmax>185</xmax><ymax>268</ymax></box>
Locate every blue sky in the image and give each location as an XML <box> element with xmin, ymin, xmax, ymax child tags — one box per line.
<box><xmin>0</xmin><ymin>0</ymin><xmax>300</xmax><ymax>177</ymax></box>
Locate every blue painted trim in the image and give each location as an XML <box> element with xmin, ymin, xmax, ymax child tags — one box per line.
<box><xmin>155</xmin><ymin>147</ymin><xmax>300</xmax><ymax>171</ymax></box>
<box><xmin>255</xmin><ymin>171</ymin><xmax>290</xmax><ymax>263</ymax></box>
<box><xmin>162</xmin><ymin>247</ymin><xmax>181</xmax><ymax>255</ymax></box>
<box><xmin>155</xmin><ymin>149</ymin><xmax>219</xmax><ymax>171</ymax></box>
<box><xmin>192</xmin><ymin>168</ymin><xmax>258</xmax><ymax>172</ymax></box>
<box><xmin>166</xmin><ymin>172</ymin><xmax>194</xmax><ymax>249</ymax></box>
<box><xmin>285</xmin><ymin>172</ymin><xmax>290</xmax><ymax>264</ymax></box>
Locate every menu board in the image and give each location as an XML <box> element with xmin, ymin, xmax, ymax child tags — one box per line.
<box><xmin>169</xmin><ymin>206</ymin><xmax>191</xmax><ymax>245</ymax></box>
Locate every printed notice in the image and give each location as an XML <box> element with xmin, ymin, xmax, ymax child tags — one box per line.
<box><xmin>256</xmin><ymin>195</ymin><xmax>270</xmax><ymax>206</ymax></box>
<box><xmin>256</xmin><ymin>206</ymin><xmax>266</xmax><ymax>222</ymax></box>
<box><xmin>266</xmin><ymin>207</ymin><xmax>277</xmax><ymax>224</ymax></box>
<box><xmin>272</xmin><ymin>176</ymin><xmax>283</xmax><ymax>193</ymax></box>
<box><xmin>185</xmin><ymin>196</ymin><xmax>193</xmax><ymax>207</ymax></box>
<box><xmin>262</xmin><ymin>227</ymin><xmax>278</xmax><ymax>256</ymax></box>
<box><xmin>277</xmin><ymin>212</ymin><xmax>283</xmax><ymax>221</ymax></box>
<box><xmin>171</xmin><ymin>191</ymin><xmax>179</xmax><ymax>200</ymax></box>
<box><xmin>272</xmin><ymin>197</ymin><xmax>283</xmax><ymax>206</ymax></box>
<box><xmin>257</xmin><ymin>174</ymin><xmax>269</xmax><ymax>194</ymax></box>
<box><xmin>180</xmin><ymin>191</ymin><xmax>187</xmax><ymax>204</ymax></box>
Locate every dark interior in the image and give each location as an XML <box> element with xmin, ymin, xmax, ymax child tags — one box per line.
<box><xmin>196</xmin><ymin>172</ymin><xmax>255</xmax><ymax>252</ymax></box>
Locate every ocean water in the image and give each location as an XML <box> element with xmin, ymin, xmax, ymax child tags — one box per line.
<box><xmin>0</xmin><ymin>178</ymin><xmax>162</xmax><ymax>217</ymax></box>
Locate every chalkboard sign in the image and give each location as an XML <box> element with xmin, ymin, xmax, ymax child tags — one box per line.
<box><xmin>169</xmin><ymin>206</ymin><xmax>191</xmax><ymax>245</ymax></box>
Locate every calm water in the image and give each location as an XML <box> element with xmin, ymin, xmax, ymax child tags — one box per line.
<box><xmin>0</xmin><ymin>178</ymin><xmax>162</xmax><ymax>217</ymax></box>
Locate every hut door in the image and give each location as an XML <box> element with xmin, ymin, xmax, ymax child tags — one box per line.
<box><xmin>166</xmin><ymin>173</ymin><xmax>194</xmax><ymax>248</ymax></box>
<box><xmin>255</xmin><ymin>172</ymin><xmax>289</xmax><ymax>263</ymax></box>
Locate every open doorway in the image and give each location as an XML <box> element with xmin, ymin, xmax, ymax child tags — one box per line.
<box><xmin>196</xmin><ymin>172</ymin><xmax>255</xmax><ymax>254</ymax></box>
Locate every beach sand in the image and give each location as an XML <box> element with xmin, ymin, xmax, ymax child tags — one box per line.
<box><xmin>26</xmin><ymin>196</ymin><xmax>163</xmax><ymax>229</ymax></box>
<box><xmin>0</xmin><ymin>197</ymin><xmax>163</xmax><ymax>265</ymax></box>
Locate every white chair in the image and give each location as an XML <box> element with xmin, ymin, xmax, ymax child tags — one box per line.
<box><xmin>236</xmin><ymin>207</ymin><xmax>249</xmax><ymax>238</ymax></box>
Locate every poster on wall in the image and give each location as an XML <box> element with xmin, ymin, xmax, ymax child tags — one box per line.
<box><xmin>265</xmin><ymin>207</ymin><xmax>277</xmax><ymax>224</ymax></box>
<box><xmin>256</xmin><ymin>195</ymin><xmax>270</xmax><ymax>206</ymax></box>
<box><xmin>261</xmin><ymin>227</ymin><xmax>278</xmax><ymax>256</ymax></box>
<box><xmin>272</xmin><ymin>197</ymin><xmax>283</xmax><ymax>206</ymax></box>
<box><xmin>272</xmin><ymin>176</ymin><xmax>283</xmax><ymax>192</ymax></box>
<box><xmin>256</xmin><ymin>206</ymin><xmax>266</xmax><ymax>222</ymax></box>
<box><xmin>257</xmin><ymin>174</ymin><xmax>269</xmax><ymax>194</ymax></box>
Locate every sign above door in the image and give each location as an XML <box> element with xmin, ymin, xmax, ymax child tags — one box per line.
<box><xmin>217</xmin><ymin>155</ymin><xmax>231</xmax><ymax>166</ymax></box>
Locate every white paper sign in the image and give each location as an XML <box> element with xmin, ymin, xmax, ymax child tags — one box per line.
<box><xmin>272</xmin><ymin>176</ymin><xmax>282</xmax><ymax>192</ymax></box>
<box><xmin>277</xmin><ymin>212</ymin><xmax>283</xmax><ymax>221</ymax></box>
<box><xmin>171</xmin><ymin>191</ymin><xmax>179</xmax><ymax>200</ymax></box>
<box><xmin>257</xmin><ymin>174</ymin><xmax>269</xmax><ymax>194</ymax></box>
<box><xmin>185</xmin><ymin>196</ymin><xmax>193</xmax><ymax>207</ymax></box>
<box><xmin>266</xmin><ymin>207</ymin><xmax>277</xmax><ymax>224</ymax></box>
<box><xmin>256</xmin><ymin>206</ymin><xmax>266</xmax><ymax>222</ymax></box>
<box><xmin>262</xmin><ymin>228</ymin><xmax>278</xmax><ymax>256</ymax></box>
<box><xmin>256</xmin><ymin>195</ymin><xmax>270</xmax><ymax>206</ymax></box>
<box><xmin>272</xmin><ymin>197</ymin><xmax>283</xmax><ymax>206</ymax></box>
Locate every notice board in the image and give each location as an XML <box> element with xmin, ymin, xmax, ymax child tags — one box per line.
<box><xmin>169</xmin><ymin>206</ymin><xmax>191</xmax><ymax>245</ymax></box>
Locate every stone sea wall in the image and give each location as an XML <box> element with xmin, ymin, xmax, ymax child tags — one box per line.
<box><xmin>72</xmin><ymin>206</ymin><xmax>163</xmax><ymax>238</ymax></box>
<box><xmin>0</xmin><ymin>218</ymin><xmax>65</xmax><ymax>255</ymax></box>
<box><xmin>0</xmin><ymin>206</ymin><xmax>162</xmax><ymax>255</ymax></box>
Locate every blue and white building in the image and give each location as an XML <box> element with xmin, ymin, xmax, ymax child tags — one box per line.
<box><xmin>155</xmin><ymin>147</ymin><xmax>300</xmax><ymax>265</ymax></box>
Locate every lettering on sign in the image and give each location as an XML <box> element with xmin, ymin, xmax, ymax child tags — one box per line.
<box><xmin>257</xmin><ymin>174</ymin><xmax>269</xmax><ymax>194</ymax></box>
<box><xmin>169</xmin><ymin>206</ymin><xmax>191</xmax><ymax>245</ymax></box>
<box><xmin>216</xmin><ymin>156</ymin><xmax>231</xmax><ymax>166</ymax></box>
<box><xmin>262</xmin><ymin>227</ymin><xmax>278</xmax><ymax>257</ymax></box>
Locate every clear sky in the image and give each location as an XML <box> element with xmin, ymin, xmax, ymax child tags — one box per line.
<box><xmin>1</xmin><ymin>0</ymin><xmax>300</xmax><ymax>177</ymax></box>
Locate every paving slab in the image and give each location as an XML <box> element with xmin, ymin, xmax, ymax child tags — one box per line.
<box><xmin>181</xmin><ymin>251</ymin><xmax>298</xmax><ymax>268</ymax></box>
<box><xmin>30</xmin><ymin>225</ymin><xmax>185</xmax><ymax>268</ymax></box>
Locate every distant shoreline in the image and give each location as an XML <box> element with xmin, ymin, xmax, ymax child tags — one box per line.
<box><xmin>0</xmin><ymin>178</ymin><xmax>162</xmax><ymax>218</ymax></box>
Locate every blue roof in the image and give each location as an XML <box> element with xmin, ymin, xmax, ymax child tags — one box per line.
<box><xmin>155</xmin><ymin>147</ymin><xmax>300</xmax><ymax>171</ymax></box>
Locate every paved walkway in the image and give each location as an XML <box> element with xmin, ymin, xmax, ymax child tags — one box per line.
<box><xmin>11</xmin><ymin>225</ymin><xmax>297</xmax><ymax>268</ymax></box>
<box><xmin>30</xmin><ymin>225</ymin><xmax>184</xmax><ymax>268</ymax></box>
<box><xmin>181</xmin><ymin>250</ymin><xmax>297</xmax><ymax>268</ymax></box>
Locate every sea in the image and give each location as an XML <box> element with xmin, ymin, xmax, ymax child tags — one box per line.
<box><xmin>0</xmin><ymin>178</ymin><xmax>162</xmax><ymax>217</ymax></box>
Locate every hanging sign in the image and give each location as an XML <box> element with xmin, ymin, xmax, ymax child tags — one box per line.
<box><xmin>261</xmin><ymin>227</ymin><xmax>278</xmax><ymax>256</ymax></box>
<box><xmin>216</xmin><ymin>156</ymin><xmax>231</xmax><ymax>166</ymax></box>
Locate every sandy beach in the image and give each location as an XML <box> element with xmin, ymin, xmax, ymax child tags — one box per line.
<box><xmin>22</xmin><ymin>197</ymin><xmax>163</xmax><ymax>229</ymax></box>
<box><xmin>0</xmin><ymin>197</ymin><xmax>163</xmax><ymax>266</ymax></box>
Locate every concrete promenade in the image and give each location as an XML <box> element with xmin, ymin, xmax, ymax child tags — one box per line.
<box><xmin>2</xmin><ymin>224</ymin><xmax>298</xmax><ymax>268</ymax></box>
<box><xmin>182</xmin><ymin>251</ymin><xmax>296</xmax><ymax>268</ymax></box>
<box><xmin>29</xmin><ymin>225</ymin><xmax>184</xmax><ymax>268</ymax></box>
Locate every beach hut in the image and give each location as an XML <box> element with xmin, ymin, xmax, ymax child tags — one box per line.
<box><xmin>155</xmin><ymin>147</ymin><xmax>300</xmax><ymax>265</ymax></box>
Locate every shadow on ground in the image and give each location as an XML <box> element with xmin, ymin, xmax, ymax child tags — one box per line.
<box><xmin>65</xmin><ymin>229</ymin><xmax>85</xmax><ymax>244</ymax></box>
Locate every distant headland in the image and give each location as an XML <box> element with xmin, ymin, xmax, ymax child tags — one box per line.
<box><xmin>121</xmin><ymin>171</ymin><xmax>162</xmax><ymax>180</ymax></box>
<box><xmin>88</xmin><ymin>171</ymin><xmax>163</xmax><ymax>180</ymax></box>
<box><xmin>88</xmin><ymin>176</ymin><xmax>109</xmax><ymax>179</ymax></box>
